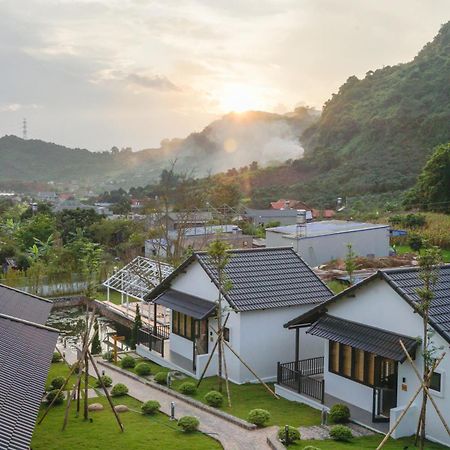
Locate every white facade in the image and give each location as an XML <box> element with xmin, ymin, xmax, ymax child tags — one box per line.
<box><xmin>266</xmin><ymin>221</ymin><xmax>390</xmax><ymax>267</ymax></box>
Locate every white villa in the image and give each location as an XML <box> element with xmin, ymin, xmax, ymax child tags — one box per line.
<box><xmin>137</xmin><ymin>247</ymin><xmax>332</xmax><ymax>384</ymax></box>
<box><xmin>276</xmin><ymin>265</ymin><xmax>450</xmax><ymax>447</ymax></box>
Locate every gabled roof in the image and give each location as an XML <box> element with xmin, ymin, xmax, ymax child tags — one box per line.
<box><xmin>0</xmin><ymin>284</ymin><xmax>53</xmax><ymax>325</ymax></box>
<box><xmin>148</xmin><ymin>247</ymin><xmax>333</xmax><ymax>312</ymax></box>
<box><xmin>285</xmin><ymin>264</ymin><xmax>450</xmax><ymax>345</ymax></box>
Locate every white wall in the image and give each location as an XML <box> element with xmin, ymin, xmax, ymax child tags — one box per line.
<box><xmin>266</xmin><ymin>227</ymin><xmax>390</xmax><ymax>267</ymax></box>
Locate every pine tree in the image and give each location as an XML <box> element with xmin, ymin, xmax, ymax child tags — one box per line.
<box><xmin>91</xmin><ymin>320</ymin><xmax>102</xmax><ymax>355</ymax></box>
<box><xmin>130</xmin><ymin>304</ymin><xmax>143</xmax><ymax>350</ymax></box>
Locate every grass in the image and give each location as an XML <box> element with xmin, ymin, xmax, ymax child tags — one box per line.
<box><xmin>326</xmin><ymin>280</ymin><xmax>347</xmax><ymax>294</ymax></box>
<box><xmin>46</xmin><ymin>361</ymin><xmax>97</xmax><ymax>391</ymax></box>
<box><xmin>31</xmin><ymin>396</ymin><xmax>221</xmax><ymax>450</ymax></box>
<box><xmin>96</xmin><ymin>290</ymin><xmax>139</xmax><ymax>305</ymax></box>
<box><xmin>395</xmin><ymin>245</ymin><xmax>450</xmax><ymax>263</ymax></box>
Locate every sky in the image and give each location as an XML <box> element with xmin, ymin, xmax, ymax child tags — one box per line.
<box><xmin>0</xmin><ymin>0</ymin><xmax>449</xmax><ymax>151</ymax></box>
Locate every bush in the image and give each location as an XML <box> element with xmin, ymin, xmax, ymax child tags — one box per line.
<box><xmin>95</xmin><ymin>375</ymin><xmax>113</xmax><ymax>388</ymax></box>
<box><xmin>154</xmin><ymin>372</ymin><xmax>167</xmax><ymax>385</ymax></box>
<box><xmin>247</xmin><ymin>409</ymin><xmax>271</xmax><ymax>427</ymax></box>
<box><xmin>111</xmin><ymin>383</ymin><xmax>128</xmax><ymax>397</ymax></box>
<box><xmin>46</xmin><ymin>389</ymin><xmax>65</xmax><ymax>405</ymax></box>
<box><xmin>71</xmin><ymin>362</ymin><xmax>81</xmax><ymax>374</ymax></box>
<box><xmin>329</xmin><ymin>425</ymin><xmax>353</xmax><ymax>442</ymax></box>
<box><xmin>303</xmin><ymin>447</ymin><xmax>321</xmax><ymax>450</ymax></box>
<box><xmin>409</xmin><ymin>232</ymin><xmax>423</xmax><ymax>252</ymax></box>
<box><xmin>277</xmin><ymin>425</ymin><xmax>300</xmax><ymax>445</ymax></box>
<box><xmin>51</xmin><ymin>351</ymin><xmax>62</xmax><ymax>363</ymax></box>
<box><xmin>329</xmin><ymin>403</ymin><xmax>350</xmax><ymax>424</ymax></box>
<box><xmin>103</xmin><ymin>351</ymin><xmax>113</xmax><ymax>362</ymax></box>
<box><xmin>179</xmin><ymin>382</ymin><xmax>197</xmax><ymax>395</ymax></box>
<box><xmin>141</xmin><ymin>400</ymin><xmax>161</xmax><ymax>415</ymax></box>
<box><xmin>204</xmin><ymin>390</ymin><xmax>223</xmax><ymax>407</ymax></box>
<box><xmin>178</xmin><ymin>416</ymin><xmax>199</xmax><ymax>433</ymax></box>
<box><xmin>135</xmin><ymin>362</ymin><xmax>152</xmax><ymax>376</ymax></box>
<box><xmin>50</xmin><ymin>376</ymin><xmax>66</xmax><ymax>390</ymax></box>
<box><xmin>120</xmin><ymin>355</ymin><xmax>136</xmax><ymax>369</ymax></box>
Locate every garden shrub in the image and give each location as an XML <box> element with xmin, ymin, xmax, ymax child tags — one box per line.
<box><xmin>178</xmin><ymin>416</ymin><xmax>199</xmax><ymax>432</ymax></box>
<box><xmin>409</xmin><ymin>232</ymin><xmax>423</xmax><ymax>252</ymax></box>
<box><xmin>204</xmin><ymin>390</ymin><xmax>223</xmax><ymax>407</ymax></box>
<box><xmin>302</xmin><ymin>447</ymin><xmax>321</xmax><ymax>450</ymax></box>
<box><xmin>179</xmin><ymin>382</ymin><xmax>197</xmax><ymax>395</ymax></box>
<box><xmin>103</xmin><ymin>351</ymin><xmax>113</xmax><ymax>362</ymax></box>
<box><xmin>329</xmin><ymin>425</ymin><xmax>353</xmax><ymax>442</ymax></box>
<box><xmin>247</xmin><ymin>409</ymin><xmax>271</xmax><ymax>427</ymax></box>
<box><xmin>95</xmin><ymin>375</ymin><xmax>113</xmax><ymax>388</ymax></box>
<box><xmin>135</xmin><ymin>362</ymin><xmax>152</xmax><ymax>376</ymax></box>
<box><xmin>46</xmin><ymin>389</ymin><xmax>65</xmax><ymax>405</ymax></box>
<box><xmin>111</xmin><ymin>383</ymin><xmax>129</xmax><ymax>397</ymax></box>
<box><xmin>154</xmin><ymin>372</ymin><xmax>167</xmax><ymax>385</ymax></box>
<box><xmin>277</xmin><ymin>425</ymin><xmax>300</xmax><ymax>445</ymax></box>
<box><xmin>120</xmin><ymin>355</ymin><xmax>136</xmax><ymax>369</ymax></box>
<box><xmin>51</xmin><ymin>351</ymin><xmax>62</xmax><ymax>363</ymax></box>
<box><xmin>71</xmin><ymin>362</ymin><xmax>81</xmax><ymax>374</ymax></box>
<box><xmin>329</xmin><ymin>403</ymin><xmax>350</xmax><ymax>423</ymax></box>
<box><xmin>50</xmin><ymin>376</ymin><xmax>66</xmax><ymax>390</ymax></box>
<box><xmin>141</xmin><ymin>400</ymin><xmax>161</xmax><ymax>415</ymax></box>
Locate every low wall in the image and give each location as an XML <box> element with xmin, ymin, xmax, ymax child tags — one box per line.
<box><xmin>50</xmin><ymin>295</ymin><xmax>87</xmax><ymax>309</ymax></box>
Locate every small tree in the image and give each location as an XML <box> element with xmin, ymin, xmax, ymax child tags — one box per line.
<box><xmin>91</xmin><ymin>320</ymin><xmax>102</xmax><ymax>355</ymax></box>
<box><xmin>344</xmin><ymin>243</ymin><xmax>357</xmax><ymax>285</ymax></box>
<box><xmin>130</xmin><ymin>304</ymin><xmax>143</xmax><ymax>349</ymax></box>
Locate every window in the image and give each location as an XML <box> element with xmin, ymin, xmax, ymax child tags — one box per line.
<box><xmin>342</xmin><ymin>345</ymin><xmax>352</xmax><ymax>377</ymax></box>
<box><xmin>354</xmin><ymin>349</ymin><xmax>365</xmax><ymax>382</ymax></box>
<box><xmin>329</xmin><ymin>341</ymin><xmax>340</xmax><ymax>372</ymax></box>
<box><xmin>172</xmin><ymin>311</ymin><xmax>195</xmax><ymax>341</ymax></box>
<box><xmin>430</xmin><ymin>372</ymin><xmax>441</xmax><ymax>392</ymax></box>
<box><xmin>223</xmin><ymin>327</ymin><xmax>230</xmax><ymax>342</ymax></box>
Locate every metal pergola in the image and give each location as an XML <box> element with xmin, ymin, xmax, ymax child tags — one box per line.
<box><xmin>102</xmin><ymin>256</ymin><xmax>173</xmax><ymax>302</ymax></box>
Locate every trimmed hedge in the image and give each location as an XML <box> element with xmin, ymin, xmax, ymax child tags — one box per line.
<box><xmin>204</xmin><ymin>390</ymin><xmax>223</xmax><ymax>407</ymax></box>
<box><xmin>103</xmin><ymin>351</ymin><xmax>113</xmax><ymax>362</ymax></box>
<box><xmin>277</xmin><ymin>425</ymin><xmax>300</xmax><ymax>445</ymax></box>
<box><xmin>46</xmin><ymin>389</ymin><xmax>65</xmax><ymax>405</ymax></box>
<box><xmin>179</xmin><ymin>382</ymin><xmax>197</xmax><ymax>395</ymax></box>
<box><xmin>154</xmin><ymin>372</ymin><xmax>167</xmax><ymax>385</ymax></box>
<box><xmin>50</xmin><ymin>376</ymin><xmax>66</xmax><ymax>390</ymax></box>
<box><xmin>111</xmin><ymin>383</ymin><xmax>129</xmax><ymax>397</ymax></box>
<box><xmin>247</xmin><ymin>409</ymin><xmax>271</xmax><ymax>427</ymax></box>
<box><xmin>329</xmin><ymin>403</ymin><xmax>350</xmax><ymax>424</ymax></box>
<box><xmin>178</xmin><ymin>416</ymin><xmax>199</xmax><ymax>433</ymax></box>
<box><xmin>51</xmin><ymin>351</ymin><xmax>62</xmax><ymax>363</ymax></box>
<box><xmin>95</xmin><ymin>375</ymin><xmax>113</xmax><ymax>388</ymax></box>
<box><xmin>141</xmin><ymin>400</ymin><xmax>161</xmax><ymax>415</ymax></box>
<box><xmin>135</xmin><ymin>362</ymin><xmax>152</xmax><ymax>376</ymax></box>
<box><xmin>330</xmin><ymin>425</ymin><xmax>353</xmax><ymax>442</ymax></box>
<box><xmin>120</xmin><ymin>355</ymin><xmax>136</xmax><ymax>369</ymax></box>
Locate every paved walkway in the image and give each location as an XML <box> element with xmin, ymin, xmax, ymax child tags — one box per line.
<box><xmin>60</xmin><ymin>346</ymin><xmax>275</xmax><ymax>450</ymax></box>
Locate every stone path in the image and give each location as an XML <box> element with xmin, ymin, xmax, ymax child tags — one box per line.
<box><xmin>60</xmin><ymin>346</ymin><xmax>275</xmax><ymax>450</ymax></box>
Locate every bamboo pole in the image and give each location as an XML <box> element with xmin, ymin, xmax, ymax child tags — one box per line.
<box><xmin>221</xmin><ymin>338</ymin><xmax>232</xmax><ymax>407</ymax></box>
<box><xmin>83</xmin><ymin>351</ymin><xmax>89</xmax><ymax>420</ymax></box>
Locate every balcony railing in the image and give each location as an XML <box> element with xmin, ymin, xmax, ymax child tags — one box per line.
<box><xmin>277</xmin><ymin>357</ymin><xmax>324</xmax><ymax>403</ymax></box>
<box><xmin>137</xmin><ymin>323</ymin><xmax>170</xmax><ymax>357</ymax></box>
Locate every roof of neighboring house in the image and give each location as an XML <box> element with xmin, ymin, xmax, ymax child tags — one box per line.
<box><xmin>155</xmin><ymin>289</ymin><xmax>216</xmax><ymax>319</ymax></box>
<box><xmin>307</xmin><ymin>314</ymin><xmax>418</xmax><ymax>362</ymax></box>
<box><xmin>245</xmin><ymin>208</ymin><xmax>298</xmax><ymax>218</ymax></box>
<box><xmin>267</xmin><ymin>220</ymin><xmax>389</xmax><ymax>239</ymax></box>
<box><xmin>0</xmin><ymin>313</ymin><xmax>59</xmax><ymax>450</ymax></box>
<box><xmin>148</xmin><ymin>247</ymin><xmax>333</xmax><ymax>312</ymax></box>
<box><xmin>270</xmin><ymin>199</ymin><xmax>312</xmax><ymax>210</ymax></box>
<box><xmin>285</xmin><ymin>265</ymin><xmax>450</xmax><ymax>345</ymax></box>
<box><xmin>0</xmin><ymin>284</ymin><xmax>53</xmax><ymax>325</ymax></box>
<box><xmin>168</xmin><ymin>225</ymin><xmax>240</xmax><ymax>238</ymax></box>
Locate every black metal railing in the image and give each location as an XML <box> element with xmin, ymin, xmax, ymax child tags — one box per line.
<box><xmin>137</xmin><ymin>324</ymin><xmax>170</xmax><ymax>357</ymax></box>
<box><xmin>277</xmin><ymin>357</ymin><xmax>324</xmax><ymax>403</ymax></box>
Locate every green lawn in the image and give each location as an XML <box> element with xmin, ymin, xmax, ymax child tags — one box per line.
<box><xmin>32</xmin><ymin>396</ymin><xmax>221</xmax><ymax>450</ymax></box>
<box><xmin>96</xmin><ymin>290</ymin><xmax>139</xmax><ymax>305</ymax></box>
<box><xmin>46</xmin><ymin>361</ymin><xmax>97</xmax><ymax>391</ymax></box>
<box><xmin>395</xmin><ymin>245</ymin><xmax>450</xmax><ymax>262</ymax></box>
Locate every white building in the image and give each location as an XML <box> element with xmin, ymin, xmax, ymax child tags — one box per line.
<box><xmin>277</xmin><ymin>265</ymin><xmax>450</xmax><ymax>446</ymax></box>
<box><xmin>137</xmin><ymin>247</ymin><xmax>332</xmax><ymax>384</ymax></box>
<box><xmin>266</xmin><ymin>220</ymin><xmax>390</xmax><ymax>267</ymax></box>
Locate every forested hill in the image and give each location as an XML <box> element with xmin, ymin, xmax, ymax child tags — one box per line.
<box><xmin>296</xmin><ymin>21</ymin><xmax>450</xmax><ymax>202</ymax></box>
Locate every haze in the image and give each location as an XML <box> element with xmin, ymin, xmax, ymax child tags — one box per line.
<box><xmin>0</xmin><ymin>0</ymin><xmax>449</xmax><ymax>151</ymax></box>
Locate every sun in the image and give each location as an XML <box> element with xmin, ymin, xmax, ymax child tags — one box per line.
<box><xmin>218</xmin><ymin>84</ymin><xmax>264</xmax><ymax>113</ymax></box>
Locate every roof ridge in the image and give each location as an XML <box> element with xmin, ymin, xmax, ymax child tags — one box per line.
<box><xmin>195</xmin><ymin>246</ymin><xmax>295</xmax><ymax>255</ymax></box>
<box><xmin>0</xmin><ymin>312</ymin><xmax>59</xmax><ymax>333</ymax></box>
<box><xmin>382</xmin><ymin>263</ymin><xmax>450</xmax><ymax>274</ymax></box>
<box><xmin>0</xmin><ymin>283</ymin><xmax>53</xmax><ymax>304</ymax></box>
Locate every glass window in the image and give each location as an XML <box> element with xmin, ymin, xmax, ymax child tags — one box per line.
<box><xmin>172</xmin><ymin>311</ymin><xmax>179</xmax><ymax>334</ymax></box>
<box><xmin>430</xmin><ymin>372</ymin><xmax>441</xmax><ymax>392</ymax></box>
<box><xmin>179</xmin><ymin>313</ymin><xmax>186</xmax><ymax>335</ymax></box>
<box><xmin>185</xmin><ymin>316</ymin><xmax>192</xmax><ymax>339</ymax></box>
<box><xmin>223</xmin><ymin>327</ymin><xmax>230</xmax><ymax>342</ymax></box>
<box><xmin>354</xmin><ymin>349</ymin><xmax>365</xmax><ymax>382</ymax></box>
<box><xmin>366</xmin><ymin>353</ymin><xmax>375</xmax><ymax>386</ymax></box>
<box><xmin>342</xmin><ymin>345</ymin><xmax>352</xmax><ymax>377</ymax></box>
<box><xmin>329</xmin><ymin>341</ymin><xmax>340</xmax><ymax>373</ymax></box>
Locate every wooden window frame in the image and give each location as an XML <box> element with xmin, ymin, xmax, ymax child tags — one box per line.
<box><xmin>171</xmin><ymin>311</ymin><xmax>195</xmax><ymax>342</ymax></box>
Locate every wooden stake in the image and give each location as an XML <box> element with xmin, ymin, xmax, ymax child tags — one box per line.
<box><xmin>221</xmin><ymin>338</ymin><xmax>232</xmax><ymax>407</ymax></box>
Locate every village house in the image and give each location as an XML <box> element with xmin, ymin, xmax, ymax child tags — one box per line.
<box><xmin>137</xmin><ymin>247</ymin><xmax>333</xmax><ymax>384</ymax></box>
<box><xmin>276</xmin><ymin>265</ymin><xmax>450</xmax><ymax>447</ymax></box>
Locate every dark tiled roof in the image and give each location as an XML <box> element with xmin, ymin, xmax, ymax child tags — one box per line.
<box><xmin>0</xmin><ymin>314</ymin><xmax>59</xmax><ymax>450</ymax></box>
<box><xmin>155</xmin><ymin>289</ymin><xmax>216</xmax><ymax>319</ymax></box>
<box><xmin>307</xmin><ymin>314</ymin><xmax>418</xmax><ymax>362</ymax></box>
<box><xmin>382</xmin><ymin>265</ymin><xmax>450</xmax><ymax>343</ymax></box>
<box><xmin>0</xmin><ymin>284</ymin><xmax>53</xmax><ymax>325</ymax></box>
<box><xmin>196</xmin><ymin>247</ymin><xmax>333</xmax><ymax>312</ymax></box>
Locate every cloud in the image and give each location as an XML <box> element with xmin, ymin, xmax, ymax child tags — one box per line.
<box><xmin>0</xmin><ymin>103</ymin><xmax>41</xmax><ymax>112</ymax></box>
<box><xmin>126</xmin><ymin>73</ymin><xmax>180</xmax><ymax>91</ymax></box>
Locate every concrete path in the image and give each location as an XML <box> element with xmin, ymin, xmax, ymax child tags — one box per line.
<box><xmin>60</xmin><ymin>346</ymin><xmax>275</xmax><ymax>450</ymax></box>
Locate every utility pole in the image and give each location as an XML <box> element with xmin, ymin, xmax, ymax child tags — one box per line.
<box><xmin>22</xmin><ymin>118</ymin><xmax>27</xmax><ymax>139</ymax></box>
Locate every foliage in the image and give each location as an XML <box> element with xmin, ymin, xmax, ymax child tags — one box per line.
<box><xmin>51</xmin><ymin>351</ymin><xmax>62</xmax><ymax>363</ymax></box>
<box><xmin>177</xmin><ymin>416</ymin><xmax>200</xmax><ymax>433</ymax></box>
<box><xmin>389</xmin><ymin>213</ymin><xmax>426</xmax><ymax>228</ymax></box>
<box><xmin>409</xmin><ymin>233</ymin><xmax>424</xmax><ymax>252</ymax></box>
<box><xmin>204</xmin><ymin>390</ymin><xmax>224</xmax><ymax>407</ymax></box>
<box><xmin>91</xmin><ymin>321</ymin><xmax>102</xmax><ymax>355</ymax></box>
<box><xmin>130</xmin><ymin>304</ymin><xmax>143</xmax><ymax>350</ymax></box>
<box><xmin>154</xmin><ymin>372</ymin><xmax>168</xmax><ymax>385</ymax></box>
<box><xmin>329</xmin><ymin>425</ymin><xmax>353</xmax><ymax>442</ymax></box>
<box><xmin>120</xmin><ymin>355</ymin><xmax>136</xmax><ymax>369</ymax></box>
<box><xmin>277</xmin><ymin>425</ymin><xmax>300</xmax><ymax>445</ymax></box>
<box><xmin>46</xmin><ymin>389</ymin><xmax>65</xmax><ymax>405</ymax></box>
<box><xmin>50</xmin><ymin>376</ymin><xmax>66</xmax><ymax>390</ymax></box>
<box><xmin>179</xmin><ymin>382</ymin><xmax>197</xmax><ymax>395</ymax></box>
<box><xmin>95</xmin><ymin>375</ymin><xmax>113</xmax><ymax>388</ymax></box>
<box><xmin>344</xmin><ymin>244</ymin><xmax>357</xmax><ymax>285</ymax></box>
<box><xmin>329</xmin><ymin>404</ymin><xmax>350</xmax><ymax>424</ymax></box>
<box><xmin>141</xmin><ymin>400</ymin><xmax>161</xmax><ymax>415</ymax></box>
<box><xmin>247</xmin><ymin>408</ymin><xmax>271</xmax><ymax>427</ymax></box>
<box><xmin>111</xmin><ymin>383</ymin><xmax>129</xmax><ymax>397</ymax></box>
<box><xmin>103</xmin><ymin>351</ymin><xmax>113</xmax><ymax>362</ymax></box>
<box><xmin>135</xmin><ymin>362</ymin><xmax>152</xmax><ymax>377</ymax></box>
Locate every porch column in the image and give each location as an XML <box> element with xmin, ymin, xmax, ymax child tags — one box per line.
<box><xmin>153</xmin><ymin>302</ymin><xmax>157</xmax><ymax>333</ymax></box>
<box><xmin>295</xmin><ymin>327</ymin><xmax>300</xmax><ymax>372</ymax></box>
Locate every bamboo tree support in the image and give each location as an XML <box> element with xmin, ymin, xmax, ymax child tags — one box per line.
<box><xmin>211</xmin><ymin>325</ymin><xmax>279</xmax><ymax>399</ymax></box>
<box><xmin>84</xmin><ymin>351</ymin><xmax>89</xmax><ymax>420</ymax></box>
<box><xmin>88</xmin><ymin>351</ymin><xmax>124</xmax><ymax>432</ymax></box>
<box><xmin>221</xmin><ymin>338</ymin><xmax>232</xmax><ymax>407</ymax></box>
<box><xmin>62</xmin><ymin>385</ymin><xmax>75</xmax><ymax>431</ymax></box>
